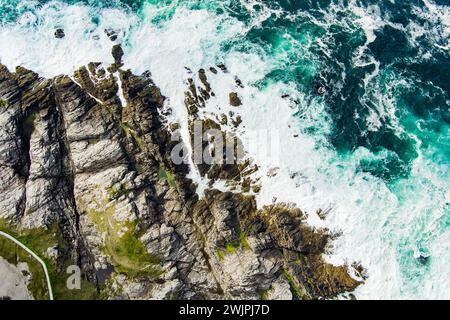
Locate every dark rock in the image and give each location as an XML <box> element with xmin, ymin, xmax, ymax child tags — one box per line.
<box><xmin>111</xmin><ymin>44</ymin><xmax>124</xmax><ymax>67</ymax></box>
<box><xmin>198</xmin><ymin>68</ymin><xmax>211</xmax><ymax>93</ymax></box>
<box><xmin>217</xmin><ymin>64</ymin><xmax>228</xmax><ymax>72</ymax></box>
<box><xmin>235</xmin><ymin>77</ymin><xmax>244</xmax><ymax>88</ymax></box>
<box><xmin>232</xmin><ymin>115</ymin><xmax>242</xmax><ymax>127</ymax></box>
<box><xmin>54</xmin><ymin>28</ymin><xmax>65</xmax><ymax>39</ymax></box>
<box><xmin>416</xmin><ymin>253</ymin><xmax>430</xmax><ymax>266</ymax></box>
<box><xmin>219</xmin><ymin>114</ymin><xmax>228</xmax><ymax>125</ymax></box>
<box><xmin>104</xmin><ymin>28</ymin><xmax>118</xmax><ymax>41</ymax></box>
<box><xmin>229</xmin><ymin>92</ymin><xmax>242</xmax><ymax>106</ymax></box>
<box><xmin>0</xmin><ymin>47</ymin><xmax>363</xmax><ymax>300</ymax></box>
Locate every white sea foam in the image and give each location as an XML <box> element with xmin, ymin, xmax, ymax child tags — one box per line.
<box><xmin>416</xmin><ymin>0</ymin><xmax>450</xmax><ymax>51</ymax></box>
<box><xmin>0</xmin><ymin>2</ymin><xmax>136</xmax><ymax>76</ymax></box>
<box><xmin>0</xmin><ymin>0</ymin><xmax>448</xmax><ymax>300</ymax></box>
<box><xmin>191</xmin><ymin>42</ymin><xmax>448</xmax><ymax>299</ymax></box>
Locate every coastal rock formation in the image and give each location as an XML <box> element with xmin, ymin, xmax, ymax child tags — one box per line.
<box><xmin>0</xmin><ymin>48</ymin><xmax>362</xmax><ymax>300</ymax></box>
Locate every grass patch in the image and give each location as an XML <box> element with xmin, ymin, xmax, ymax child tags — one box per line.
<box><xmin>0</xmin><ymin>236</ymin><xmax>48</xmax><ymax>300</ymax></box>
<box><xmin>216</xmin><ymin>232</ymin><xmax>250</xmax><ymax>261</ymax></box>
<box><xmin>216</xmin><ymin>249</ymin><xmax>226</xmax><ymax>261</ymax></box>
<box><xmin>107</xmin><ymin>228</ymin><xmax>161</xmax><ymax>277</ymax></box>
<box><xmin>225</xmin><ymin>243</ymin><xmax>238</xmax><ymax>254</ymax></box>
<box><xmin>49</xmin><ymin>264</ymin><xmax>99</xmax><ymax>300</ymax></box>
<box><xmin>120</xmin><ymin>122</ymin><xmax>146</xmax><ymax>151</ymax></box>
<box><xmin>282</xmin><ymin>269</ymin><xmax>309</xmax><ymax>300</ymax></box>
<box><xmin>119</xmin><ymin>122</ymin><xmax>130</xmax><ymax>135</ymax></box>
<box><xmin>159</xmin><ymin>169</ymin><xmax>177</xmax><ymax>188</ymax></box>
<box><xmin>0</xmin><ymin>219</ymin><xmax>59</xmax><ymax>260</ymax></box>
<box><xmin>0</xmin><ymin>99</ymin><xmax>8</xmax><ymax>108</ymax></box>
<box><xmin>87</xmin><ymin>205</ymin><xmax>161</xmax><ymax>278</ymax></box>
<box><xmin>129</xmin><ymin>130</ymin><xmax>145</xmax><ymax>151</ymax></box>
<box><xmin>0</xmin><ymin>219</ymin><xmax>100</xmax><ymax>300</ymax></box>
<box><xmin>239</xmin><ymin>231</ymin><xmax>250</xmax><ymax>250</ymax></box>
<box><xmin>260</xmin><ymin>290</ymin><xmax>269</xmax><ymax>300</ymax></box>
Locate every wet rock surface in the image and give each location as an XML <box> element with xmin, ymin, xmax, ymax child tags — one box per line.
<box><xmin>229</xmin><ymin>92</ymin><xmax>242</xmax><ymax>107</ymax></box>
<box><xmin>0</xmin><ymin>50</ymin><xmax>362</xmax><ymax>299</ymax></box>
<box><xmin>54</xmin><ymin>29</ymin><xmax>65</xmax><ymax>39</ymax></box>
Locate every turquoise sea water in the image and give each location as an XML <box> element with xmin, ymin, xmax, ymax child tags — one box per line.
<box><xmin>0</xmin><ymin>0</ymin><xmax>448</xmax><ymax>299</ymax></box>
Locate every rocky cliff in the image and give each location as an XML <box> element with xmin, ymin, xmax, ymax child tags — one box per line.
<box><xmin>0</xmin><ymin>48</ymin><xmax>363</xmax><ymax>300</ymax></box>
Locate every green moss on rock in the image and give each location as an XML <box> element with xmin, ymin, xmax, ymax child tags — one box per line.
<box><xmin>0</xmin><ymin>236</ymin><xmax>48</xmax><ymax>300</ymax></box>
<box><xmin>159</xmin><ymin>169</ymin><xmax>177</xmax><ymax>188</ymax></box>
<box><xmin>86</xmin><ymin>204</ymin><xmax>161</xmax><ymax>278</ymax></box>
<box><xmin>282</xmin><ymin>269</ymin><xmax>309</xmax><ymax>300</ymax></box>
<box><xmin>216</xmin><ymin>232</ymin><xmax>250</xmax><ymax>261</ymax></box>
<box><xmin>0</xmin><ymin>219</ymin><xmax>98</xmax><ymax>300</ymax></box>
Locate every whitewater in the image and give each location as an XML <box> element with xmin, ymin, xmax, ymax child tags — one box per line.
<box><xmin>0</xmin><ymin>0</ymin><xmax>448</xmax><ymax>299</ymax></box>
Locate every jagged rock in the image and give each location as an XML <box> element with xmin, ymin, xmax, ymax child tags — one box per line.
<box><xmin>217</xmin><ymin>64</ymin><xmax>228</xmax><ymax>73</ymax></box>
<box><xmin>220</xmin><ymin>114</ymin><xmax>228</xmax><ymax>125</ymax></box>
<box><xmin>198</xmin><ymin>69</ymin><xmax>211</xmax><ymax>95</ymax></box>
<box><xmin>235</xmin><ymin>77</ymin><xmax>244</xmax><ymax>88</ymax></box>
<box><xmin>104</xmin><ymin>29</ymin><xmax>118</xmax><ymax>41</ymax></box>
<box><xmin>232</xmin><ymin>115</ymin><xmax>242</xmax><ymax>127</ymax></box>
<box><xmin>112</xmin><ymin>45</ymin><xmax>124</xmax><ymax>64</ymax></box>
<box><xmin>140</xmin><ymin>224</ymin><xmax>179</xmax><ymax>260</ymax></box>
<box><xmin>229</xmin><ymin>92</ymin><xmax>242</xmax><ymax>106</ymax></box>
<box><xmin>0</xmin><ymin>50</ymin><xmax>362</xmax><ymax>300</ymax></box>
<box><xmin>54</xmin><ymin>29</ymin><xmax>65</xmax><ymax>39</ymax></box>
<box><xmin>45</xmin><ymin>246</ymin><xmax>59</xmax><ymax>262</ymax></box>
<box><xmin>110</xmin><ymin>44</ymin><xmax>124</xmax><ymax>72</ymax></box>
<box><xmin>0</xmin><ymin>64</ymin><xmax>96</xmax><ymax>282</ymax></box>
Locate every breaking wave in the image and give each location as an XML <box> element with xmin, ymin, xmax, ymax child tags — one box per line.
<box><xmin>0</xmin><ymin>0</ymin><xmax>448</xmax><ymax>299</ymax></box>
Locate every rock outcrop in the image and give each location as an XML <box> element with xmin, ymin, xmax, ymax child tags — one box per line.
<box><xmin>0</xmin><ymin>48</ymin><xmax>362</xmax><ymax>300</ymax></box>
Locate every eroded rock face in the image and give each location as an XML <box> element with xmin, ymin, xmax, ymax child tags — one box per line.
<box><xmin>0</xmin><ymin>49</ymin><xmax>362</xmax><ymax>300</ymax></box>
